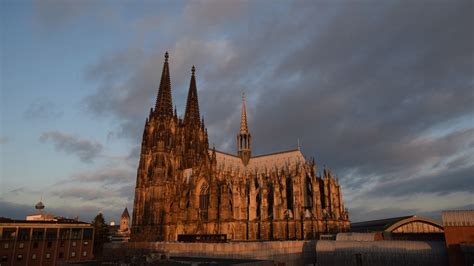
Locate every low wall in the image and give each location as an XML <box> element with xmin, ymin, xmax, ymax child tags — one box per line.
<box><xmin>104</xmin><ymin>240</ymin><xmax>447</xmax><ymax>266</ymax></box>
<box><xmin>104</xmin><ymin>240</ymin><xmax>317</xmax><ymax>265</ymax></box>
<box><xmin>317</xmin><ymin>240</ymin><xmax>447</xmax><ymax>266</ymax></box>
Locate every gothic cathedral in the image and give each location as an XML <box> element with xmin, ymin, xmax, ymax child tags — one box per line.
<box><xmin>131</xmin><ymin>52</ymin><xmax>350</xmax><ymax>241</ymax></box>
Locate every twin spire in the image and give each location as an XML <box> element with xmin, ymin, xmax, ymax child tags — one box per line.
<box><xmin>154</xmin><ymin>52</ymin><xmax>200</xmax><ymax>126</ymax></box>
<box><xmin>154</xmin><ymin>52</ymin><xmax>252</xmax><ymax>165</ymax></box>
<box><xmin>184</xmin><ymin>65</ymin><xmax>201</xmax><ymax>126</ymax></box>
<box><xmin>155</xmin><ymin>52</ymin><xmax>173</xmax><ymax>117</ymax></box>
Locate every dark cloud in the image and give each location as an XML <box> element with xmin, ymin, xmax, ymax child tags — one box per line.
<box><xmin>369</xmin><ymin>163</ymin><xmax>474</xmax><ymax>197</ymax></box>
<box><xmin>0</xmin><ymin>199</ymin><xmax>120</xmax><ymax>224</ymax></box>
<box><xmin>349</xmin><ymin>206</ymin><xmax>419</xmax><ymax>223</ymax></box>
<box><xmin>23</xmin><ymin>99</ymin><xmax>62</xmax><ymax>121</ymax></box>
<box><xmin>117</xmin><ymin>184</ymin><xmax>135</xmax><ymax>201</ymax></box>
<box><xmin>83</xmin><ymin>0</ymin><xmax>474</xmax><ymax>214</ymax></box>
<box><xmin>349</xmin><ymin>203</ymin><xmax>474</xmax><ymax>223</ymax></box>
<box><xmin>69</xmin><ymin>167</ymin><xmax>134</xmax><ymax>185</ymax></box>
<box><xmin>55</xmin><ymin>187</ymin><xmax>113</xmax><ymax>201</ymax></box>
<box><xmin>39</xmin><ymin>131</ymin><xmax>103</xmax><ymax>163</ymax></box>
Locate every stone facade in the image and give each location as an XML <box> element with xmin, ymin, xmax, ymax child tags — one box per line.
<box><xmin>131</xmin><ymin>52</ymin><xmax>350</xmax><ymax>241</ymax></box>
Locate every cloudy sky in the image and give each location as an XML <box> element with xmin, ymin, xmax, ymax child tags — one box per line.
<box><xmin>1</xmin><ymin>0</ymin><xmax>473</xmax><ymax>223</ymax></box>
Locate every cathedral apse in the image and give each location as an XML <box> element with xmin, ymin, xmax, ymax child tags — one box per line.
<box><xmin>131</xmin><ymin>52</ymin><xmax>350</xmax><ymax>241</ymax></box>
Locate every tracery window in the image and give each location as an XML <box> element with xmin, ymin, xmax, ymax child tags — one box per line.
<box><xmin>286</xmin><ymin>175</ymin><xmax>294</xmax><ymax>211</ymax></box>
<box><xmin>319</xmin><ymin>182</ymin><xmax>326</xmax><ymax>209</ymax></box>
<box><xmin>267</xmin><ymin>182</ymin><xmax>274</xmax><ymax>218</ymax></box>
<box><xmin>199</xmin><ymin>183</ymin><xmax>209</xmax><ymax>220</ymax></box>
<box><xmin>305</xmin><ymin>174</ymin><xmax>313</xmax><ymax>208</ymax></box>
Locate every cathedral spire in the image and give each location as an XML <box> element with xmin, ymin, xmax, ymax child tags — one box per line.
<box><xmin>154</xmin><ymin>52</ymin><xmax>173</xmax><ymax>117</ymax></box>
<box><xmin>240</xmin><ymin>93</ymin><xmax>249</xmax><ymax>134</ymax></box>
<box><xmin>184</xmin><ymin>65</ymin><xmax>201</xmax><ymax>127</ymax></box>
<box><xmin>237</xmin><ymin>93</ymin><xmax>251</xmax><ymax>165</ymax></box>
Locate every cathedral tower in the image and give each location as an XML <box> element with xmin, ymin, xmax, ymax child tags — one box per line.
<box><xmin>131</xmin><ymin>52</ymin><xmax>350</xmax><ymax>242</ymax></box>
<box><xmin>237</xmin><ymin>94</ymin><xmax>251</xmax><ymax>165</ymax></box>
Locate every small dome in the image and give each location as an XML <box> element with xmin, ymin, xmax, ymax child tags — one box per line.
<box><xmin>35</xmin><ymin>201</ymin><xmax>45</xmax><ymax>210</ymax></box>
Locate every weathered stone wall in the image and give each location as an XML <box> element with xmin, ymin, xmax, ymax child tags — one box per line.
<box><xmin>104</xmin><ymin>240</ymin><xmax>318</xmax><ymax>266</ymax></box>
<box><xmin>104</xmin><ymin>240</ymin><xmax>448</xmax><ymax>266</ymax></box>
<box><xmin>316</xmin><ymin>240</ymin><xmax>448</xmax><ymax>266</ymax></box>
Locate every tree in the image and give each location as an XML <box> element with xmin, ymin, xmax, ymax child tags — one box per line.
<box><xmin>92</xmin><ymin>212</ymin><xmax>109</xmax><ymax>258</ymax></box>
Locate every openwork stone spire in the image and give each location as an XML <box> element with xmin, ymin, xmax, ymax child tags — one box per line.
<box><xmin>184</xmin><ymin>65</ymin><xmax>201</xmax><ymax>126</ymax></box>
<box><xmin>240</xmin><ymin>93</ymin><xmax>249</xmax><ymax>134</ymax></box>
<box><xmin>155</xmin><ymin>52</ymin><xmax>173</xmax><ymax>117</ymax></box>
<box><xmin>237</xmin><ymin>93</ymin><xmax>251</xmax><ymax>165</ymax></box>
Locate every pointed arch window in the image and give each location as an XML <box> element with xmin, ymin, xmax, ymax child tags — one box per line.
<box><xmin>267</xmin><ymin>182</ymin><xmax>274</xmax><ymax>218</ymax></box>
<box><xmin>199</xmin><ymin>183</ymin><xmax>209</xmax><ymax>220</ymax></box>
<box><xmin>286</xmin><ymin>175</ymin><xmax>294</xmax><ymax>211</ymax></box>
<box><xmin>305</xmin><ymin>174</ymin><xmax>313</xmax><ymax>208</ymax></box>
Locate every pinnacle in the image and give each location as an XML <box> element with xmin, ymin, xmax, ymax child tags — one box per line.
<box><xmin>155</xmin><ymin>52</ymin><xmax>173</xmax><ymax>117</ymax></box>
<box><xmin>184</xmin><ymin>65</ymin><xmax>201</xmax><ymax>127</ymax></box>
<box><xmin>240</xmin><ymin>93</ymin><xmax>249</xmax><ymax>134</ymax></box>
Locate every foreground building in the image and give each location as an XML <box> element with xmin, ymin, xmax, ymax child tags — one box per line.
<box><xmin>442</xmin><ymin>210</ymin><xmax>474</xmax><ymax>266</ymax></box>
<box><xmin>131</xmin><ymin>52</ymin><xmax>349</xmax><ymax>241</ymax></box>
<box><xmin>0</xmin><ymin>217</ymin><xmax>94</xmax><ymax>266</ymax></box>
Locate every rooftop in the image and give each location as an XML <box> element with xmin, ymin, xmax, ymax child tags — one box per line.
<box><xmin>0</xmin><ymin>217</ymin><xmax>90</xmax><ymax>225</ymax></box>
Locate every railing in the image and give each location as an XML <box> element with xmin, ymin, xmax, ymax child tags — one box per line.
<box><xmin>177</xmin><ymin>234</ymin><xmax>227</xmax><ymax>243</ymax></box>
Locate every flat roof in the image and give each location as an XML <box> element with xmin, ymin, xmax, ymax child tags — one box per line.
<box><xmin>0</xmin><ymin>217</ymin><xmax>91</xmax><ymax>226</ymax></box>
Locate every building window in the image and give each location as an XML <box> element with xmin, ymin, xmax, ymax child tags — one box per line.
<box><xmin>19</xmin><ymin>243</ymin><xmax>24</xmax><ymax>249</ymax></box>
<box><xmin>304</xmin><ymin>174</ymin><xmax>313</xmax><ymax>208</ymax></box>
<box><xmin>82</xmin><ymin>251</ymin><xmax>87</xmax><ymax>257</ymax></box>
<box><xmin>286</xmin><ymin>175</ymin><xmax>294</xmax><ymax>211</ymax></box>
<box><xmin>17</xmin><ymin>254</ymin><xmax>23</xmax><ymax>261</ymax></box>
<box><xmin>267</xmin><ymin>182</ymin><xmax>274</xmax><ymax>218</ymax></box>
<box><xmin>199</xmin><ymin>183</ymin><xmax>209</xmax><ymax>220</ymax></box>
<box><xmin>255</xmin><ymin>178</ymin><xmax>261</xmax><ymax>219</ymax></box>
<box><xmin>1</xmin><ymin>255</ymin><xmax>7</xmax><ymax>262</ymax></box>
<box><xmin>2</xmin><ymin>228</ymin><xmax>16</xmax><ymax>240</ymax></box>
<box><xmin>59</xmin><ymin>228</ymin><xmax>70</xmax><ymax>240</ymax></box>
<box><xmin>18</xmin><ymin>228</ymin><xmax>31</xmax><ymax>241</ymax></box>
<box><xmin>33</xmin><ymin>242</ymin><xmax>39</xmax><ymax>248</ymax></box>
<box><xmin>46</xmin><ymin>228</ymin><xmax>58</xmax><ymax>240</ymax></box>
<box><xmin>83</xmin><ymin>228</ymin><xmax>93</xmax><ymax>240</ymax></box>
<box><xmin>319</xmin><ymin>182</ymin><xmax>326</xmax><ymax>209</ymax></box>
<box><xmin>72</xmin><ymin>241</ymin><xmax>76</xmax><ymax>247</ymax></box>
<box><xmin>71</xmin><ymin>228</ymin><xmax>82</xmax><ymax>240</ymax></box>
<box><xmin>58</xmin><ymin>252</ymin><xmax>64</xmax><ymax>259</ymax></box>
<box><xmin>32</xmin><ymin>228</ymin><xmax>45</xmax><ymax>241</ymax></box>
<box><xmin>32</xmin><ymin>254</ymin><xmax>37</xmax><ymax>260</ymax></box>
<box><xmin>4</xmin><ymin>243</ymin><xmax>9</xmax><ymax>249</ymax></box>
<box><xmin>71</xmin><ymin>252</ymin><xmax>76</xmax><ymax>257</ymax></box>
<box><xmin>45</xmin><ymin>253</ymin><xmax>51</xmax><ymax>259</ymax></box>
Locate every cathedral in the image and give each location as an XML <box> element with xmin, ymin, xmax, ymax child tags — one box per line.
<box><xmin>131</xmin><ymin>52</ymin><xmax>350</xmax><ymax>241</ymax></box>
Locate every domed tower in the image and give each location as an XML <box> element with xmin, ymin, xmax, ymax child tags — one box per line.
<box><xmin>35</xmin><ymin>200</ymin><xmax>45</xmax><ymax>213</ymax></box>
<box><xmin>237</xmin><ymin>94</ymin><xmax>251</xmax><ymax>165</ymax></box>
